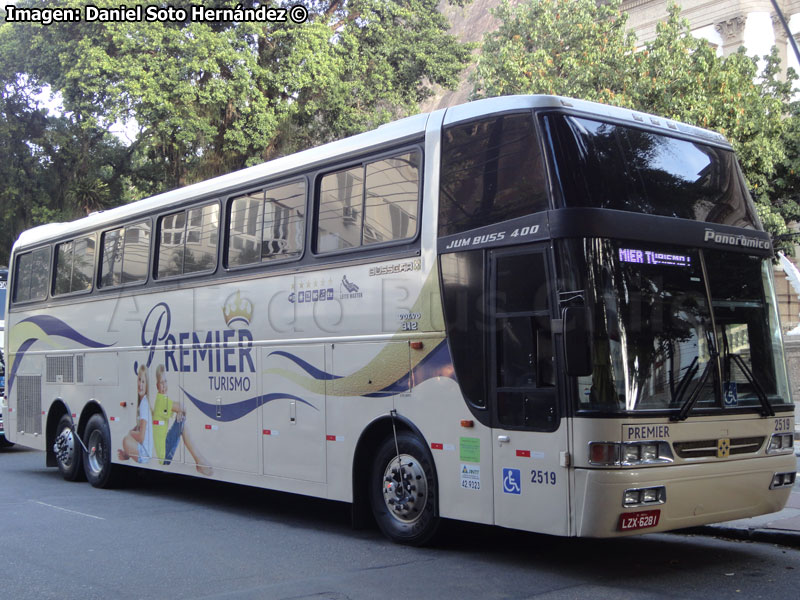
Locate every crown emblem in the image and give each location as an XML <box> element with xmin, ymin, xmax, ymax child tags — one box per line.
<box><xmin>223</xmin><ymin>291</ymin><xmax>254</xmax><ymax>328</ymax></box>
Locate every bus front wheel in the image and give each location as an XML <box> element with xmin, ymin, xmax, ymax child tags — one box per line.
<box><xmin>83</xmin><ymin>414</ymin><xmax>117</xmax><ymax>488</ymax></box>
<box><xmin>54</xmin><ymin>414</ymin><xmax>84</xmax><ymax>481</ymax></box>
<box><xmin>370</xmin><ymin>432</ymin><xmax>439</xmax><ymax>545</ymax></box>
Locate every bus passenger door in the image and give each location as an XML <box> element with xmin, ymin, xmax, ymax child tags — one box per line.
<box><xmin>261</xmin><ymin>345</ymin><xmax>327</xmax><ymax>482</ymax></box>
<box><xmin>489</xmin><ymin>247</ymin><xmax>570</xmax><ymax>536</ymax></box>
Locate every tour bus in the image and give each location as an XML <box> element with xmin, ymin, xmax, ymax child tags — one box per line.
<box><xmin>3</xmin><ymin>95</ymin><xmax>796</xmax><ymax>544</ymax></box>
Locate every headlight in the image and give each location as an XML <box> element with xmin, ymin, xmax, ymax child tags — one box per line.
<box><xmin>589</xmin><ymin>441</ymin><xmax>673</xmax><ymax>466</ymax></box>
<box><xmin>767</xmin><ymin>433</ymin><xmax>793</xmax><ymax>454</ymax></box>
<box><xmin>624</xmin><ymin>489</ymin><xmax>642</xmax><ymax>505</ymax></box>
<box><xmin>770</xmin><ymin>471</ymin><xmax>797</xmax><ymax>489</ymax></box>
<box><xmin>621</xmin><ymin>444</ymin><xmax>641</xmax><ymax>464</ymax></box>
<box><xmin>623</xmin><ymin>485</ymin><xmax>666</xmax><ymax>507</ymax></box>
<box><xmin>641</xmin><ymin>444</ymin><xmax>659</xmax><ymax>461</ymax></box>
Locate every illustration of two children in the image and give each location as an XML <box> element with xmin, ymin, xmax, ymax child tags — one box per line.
<box><xmin>118</xmin><ymin>364</ymin><xmax>212</xmax><ymax>476</ymax></box>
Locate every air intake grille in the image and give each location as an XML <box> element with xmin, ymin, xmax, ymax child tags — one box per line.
<box><xmin>46</xmin><ymin>355</ymin><xmax>74</xmax><ymax>383</ymax></box>
<box><xmin>76</xmin><ymin>355</ymin><xmax>84</xmax><ymax>383</ymax></box>
<box><xmin>673</xmin><ymin>436</ymin><xmax>765</xmax><ymax>458</ymax></box>
<box><xmin>16</xmin><ymin>375</ymin><xmax>42</xmax><ymax>435</ymax></box>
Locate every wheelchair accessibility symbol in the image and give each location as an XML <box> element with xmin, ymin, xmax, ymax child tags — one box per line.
<box><xmin>502</xmin><ymin>468</ymin><xmax>521</xmax><ymax>494</ymax></box>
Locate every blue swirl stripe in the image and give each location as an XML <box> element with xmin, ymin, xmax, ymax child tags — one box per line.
<box><xmin>363</xmin><ymin>340</ymin><xmax>455</xmax><ymax>398</ymax></box>
<box><xmin>267</xmin><ymin>350</ymin><xmax>342</xmax><ymax>380</ymax></box>
<box><xmin>21</xmin><ymin>315</ymin><xmax>116</xmax><ymax>349</ymax></box>
<box><xmin>7</xmin><ymin>338</ymin><xmax>38</xmax><ymax>394</ymax></box>
<box><xmin>8</xmin><ymin>316</ymin><xmax>116</xmax><ymax>393</ymax></box>
<box><xmin>181</xmin><ymin>387</ymin><xmax>318</xmax><ymax>422</ymax></box>
<box><xmin>271</xmin><ymin>341</ymin><xmax>454</xmax><ymax>398</ymax></box>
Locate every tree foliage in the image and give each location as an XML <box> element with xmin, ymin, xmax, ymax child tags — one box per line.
<box><xmin>474</xmin><ymin>0</ymin><xmax>800</xmax><ymax>246</ymax></box>
<box><xmin>0</xmin><ymin>77</ymin><xmax>132</xmax><ymax>264</ymax></box>
<box><xmin>0</xmin><ymin>0</ymin><xmax>471</xmax><ymax>261</ymax></box>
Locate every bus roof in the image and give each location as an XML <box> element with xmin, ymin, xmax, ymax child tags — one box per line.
<box><xmin>12</xmin><ymin>95</ymin><xmax>731</xmax><ymax>252</ymax></box>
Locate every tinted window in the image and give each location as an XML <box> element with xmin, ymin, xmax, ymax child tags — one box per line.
<box><xmin>440</xmin><ymin>250</ymin><xmax>487</xmax><ymax>408</ymax></box>
<box><xmin>100</xmin><ymin>221</ymin><xmax>151</xmax><ymax>287</ymax></box>
<box><xmin>439</xmin><ymin>113</ymin><xmax>548</xmax><ymax>237</ymax></box>
<box><xmin>53</xmin><ymin>235</ymin><xmax>95</xmax><ymax>296</ymax></box>
<box><xmin>316</xmin><ymin>150</ymin><xmax>420</xmax><ymax>253</ymax></box>
<box><xmin>228</xmin><ymin>180</ymin><xmax>306</xmax><ymax>267</ymax></box>
<box><xmin>493</xmin><ymin>251</ymin><xmax>555</xmax><ymax>430</ymax></box>
<box><xmin>158</xmin><ymin>203</ymin><xmax>218</xmax><ymax>278</ymax></box>
<box><xmin>543</xmin><ymin>114</ymin><xmax>758</xmax><ymax>227</ymax></box>
<box><xmin>13</xmin><ymin>247</ymin><xmax>50</xmax><ymax>302</ymax></box>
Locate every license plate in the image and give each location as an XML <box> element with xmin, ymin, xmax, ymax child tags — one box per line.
<box><xmin>618</xmin><ymin>509</ymin><xmax>661</xmax><ymax>531</ymax></box>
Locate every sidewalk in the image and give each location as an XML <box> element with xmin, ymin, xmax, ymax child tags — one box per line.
<box><xmin>683</xmin><ymin>452</ymin><xmax>800</xmax><ymax>548</ymax></box>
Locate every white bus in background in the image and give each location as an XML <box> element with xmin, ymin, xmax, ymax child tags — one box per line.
<box><xmin>3</xmin><ymin>96</ymin><xmax>796</xmax><ymax>544</ymax></box>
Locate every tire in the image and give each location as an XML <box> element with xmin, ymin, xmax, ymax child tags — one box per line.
<box><xmin>370</xmin><ymin>431</ymin><xmax>439</xmax><ymax>546</ymax></box>
<box><xmin>83</xmin><ymin>414</ymin><xmax>117</xmax><ymax>488</ymax></box>
<box><xmin>54</xmin><ymin>414</ymin><xmax>85</xmax><ymax>481</ymax></box>
<box><xmin>0</xmin><ymin>437</ymin><xmax>13</xmax><ymax>448</ymax></box>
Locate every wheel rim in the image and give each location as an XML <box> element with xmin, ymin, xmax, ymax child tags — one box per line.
<box><xmin>55</xmin><ymin>426</ymin><xmax>75</xmax><ymax>469</ymax></box>
<box><xmin>86</xmin><ymin>429</ymin><xmax>106</xmax><ymax>477</ymax></box>
<box><xmin>381</xmin><ymin>453</ymin><xmax>428</xmax><ymax>524</ymax></box>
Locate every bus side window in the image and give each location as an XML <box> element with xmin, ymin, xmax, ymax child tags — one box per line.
<box><xmin>184</xmin><ymin>204</ymin><xmax>219</xmax><ymax>274</ymax></box>
<box><xmin>157</xmin><ymin>203</ymin><xmax>219</xmax><ymax>279</ymax></box>
<box><xmin>317</xmin><ymin>167</ymin><xmax>364</xmax><ymax>252</ymax></box>
<box><xmin>315</xmin><ymin>150</ymin><xmax>420</xmax><ymax>253</ymax></box>
<box><xmin>13</xmin><ymin>247</ymin><xmax>50</xmax><ymax>303</ymax></box>
<box><xmin>227</xmin><ymin>180</ymin><xmax>306</xmax><ymax>268</ymax></box>
<box><xmin>53</xmin><ymin>235</ymin><xmax>95</xmax><ymax>296</ymax></box>
<box><xmin>100</xmin><ymin>221</ymin><xmax>151</xmax><ymax>288</ymax></box>
<box><xmin>261</xmin><ymin>181</ymin><xmax>305</xmax><ymax>261</ymax></box>
<box><xmin>439</xmin><ymin>113</ymin><xmax>548</xmax><ymax>237</ymax></box>
<box><xmin>363</xmin><ymin>152</ymin><xmax>419</xmax><ymax>245</ymax></box>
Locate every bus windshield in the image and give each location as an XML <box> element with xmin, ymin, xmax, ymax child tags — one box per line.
<box><xmin>572</xmin><ymin>240</ymin><xmax>790</xmax><ymax>414</ymax></box>
<box><xmin>543</xmin><ymin>113</ymin><xmax>759</xmax><ymax>228</ymax></box>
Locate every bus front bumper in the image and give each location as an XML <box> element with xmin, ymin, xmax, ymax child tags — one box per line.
<box><xmin>573</xmin><ymin>453</ymin><xmax>797</xmax><ymax>537</ymax></box>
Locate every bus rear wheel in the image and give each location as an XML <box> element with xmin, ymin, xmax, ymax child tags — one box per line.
<box><xmin>54</xmin><ymin>414</ymin><xmax>84</xmax><ymax>481</ymax></box>
<box><xmin>83</xmin><ymin>414</ymin><xmax>117</xmax><ymax>488</ymax></box>
<box><xmin>370</xmin><ymin>432</ymin><xmax>439</xmax><ymax>546</ymax></box>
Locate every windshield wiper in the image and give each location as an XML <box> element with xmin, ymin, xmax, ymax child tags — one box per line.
<box><xmin>669</xmin><ymin>356</ymin><xmax>698</xmax><ymax>408</ymax></box>
<box><xmin>728</xmin><ymin>353</ymin><xmax>775</xmax><ymax>417</ymax></box>
<box><xmin>671</xmin><ymin>357</ymin><xmax>715</xmax><ymax>422</ymax></box>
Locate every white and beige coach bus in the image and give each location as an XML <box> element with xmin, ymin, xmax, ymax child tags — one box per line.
<box><xmin>3</xmin><ymin>95</ymin><xmax>796</xmax><ymax>544</ymax></box>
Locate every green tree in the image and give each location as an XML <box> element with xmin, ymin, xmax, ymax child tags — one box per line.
<box><xmin>0</xmin><ymin>0</ymin><xmax>471</xmax><ymax>258</ymax></box>
<box><xmin>3</xmin><ymin>0</ymin><xmax>470</xmax><ymax>188</ymax></box>
<box><xmin>0</xmin><ymin>78</ymin><xmax>131</xmax><ymax>264</ymax></box>
<box><xmin>474</xmin><ymin>0</ymin><xmax>799</xmax><ymax>244</ymax></box>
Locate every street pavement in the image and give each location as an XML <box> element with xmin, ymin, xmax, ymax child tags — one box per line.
<box><xmin>687</xmin><ymin>450</ymin><xmax>800</xmax><ymax>548</ymax></box>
